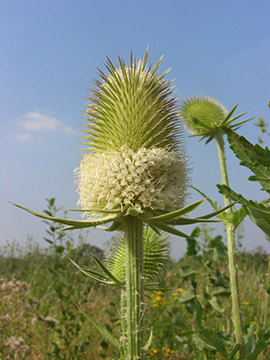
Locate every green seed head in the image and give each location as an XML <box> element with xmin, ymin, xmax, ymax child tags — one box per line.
<box><xmin>180</xmin><ymin>95</ymin><xmax>228</xmax><ymax>138</ymax></box>
<box><xmin>180</xmin><ymin>95</ymin><xmax>251</xmax><ymax>144</ymax></box>
<box><xmin>82</xmin><ymin>49</ymin><xmax>180</xmax><ymax>152</ymax></box>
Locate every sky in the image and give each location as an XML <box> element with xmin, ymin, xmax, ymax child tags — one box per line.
<box><xmin>1</xmin><ymin>0</ymin><xmax>270</xmax><ymax>259</ymax></box>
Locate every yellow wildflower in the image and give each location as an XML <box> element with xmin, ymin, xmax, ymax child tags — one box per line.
<box><xmin>148</xmin><ymin>348</ymin><xmax>158</xmax><ymax>356</ymax></box>
<box><xmin>153</xmin><ymin>296</ymin><xmax>163</xmax><ymax>303</ymax></box>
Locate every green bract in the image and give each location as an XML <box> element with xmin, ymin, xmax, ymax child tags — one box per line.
<box><xmin>105</xmin><ymin>227</ymin><xmax>171</xmax><ymax>284</ymax></box>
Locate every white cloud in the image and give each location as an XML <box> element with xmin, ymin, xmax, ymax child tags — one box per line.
<box><xmin>21</xmin><ymin>112</ymin><xmax>60</xmax><ymax>131</ymax></box>
<box><xmin>16</xmin><ymin>133</ymin><xmax>33</xmax><ymax>142</ymax></box>
<box><xmin>62</xmin><ymin>126</ymin><xmax>76</xmax><ymax>134</ymax></box>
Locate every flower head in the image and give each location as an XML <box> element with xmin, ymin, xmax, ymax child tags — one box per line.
<box><xmin>76</xmin><ymin>49</ymin><xmax>189</xmax><ymax>216</ymax></box>
<box><xmin>76</xmin><ymin>145</ymin><xmax>188</xmax><ymax>214</ymax></box>
<box><xmin>180</xmin><ymin>95</ymin><xmax>252</xmax><ymax>143</ymax></box>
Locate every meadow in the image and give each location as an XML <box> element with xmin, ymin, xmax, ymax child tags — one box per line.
<box><xmin>1</xmin><ymin>220</ymin><xmax>269</xmax><ymax>360</ymax></box>
<box><xmin>2</xmin><ymin>53</ymin><xmax>270</xmax><ymax>359</ymax></box>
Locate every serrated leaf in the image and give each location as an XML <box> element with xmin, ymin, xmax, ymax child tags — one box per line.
<box><xmin>225</xmin><ymin>128</ymin><xmax>270</xmax><ymax>194</ymax></box>
<box><xmin>218</xmin><ymin>185</ymin><xmax>270</xmax><ymax>236</ymax></box>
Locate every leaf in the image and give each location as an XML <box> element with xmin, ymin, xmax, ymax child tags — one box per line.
<box><xmin>225</xmin><ymin>128</ymin><xmax>270</xmax><ymax>194</ymax></box>
<box><xmin>69</xmin><ymin>258</ymin><xmax>116</xmax><ymax>286</ymax></box>
<box><xmin>143</xmin><ymin>327</ymin><xmax>153</xmax><ymax>352</ymax></box>
<box><xmin>11</xmin><ymin>203</ymin><xmax>121</xmax><ymax>230</ymax></box>
<box><xmin>146</xmin><ymin>221</ymin><xmax>191</xmax><ymax>239</ymax></box>
<box><xmin>194</xmin><ymin>299</ymin><xmax>230</xmax><ymax>358</ymax></box>
<box><xmin>218</xmin><ymin>185</ymin><xmax>270</xmax><ymax>236</ymax></box>
<box><xmin>208</xmin><ymin>296</ymin><xmax>225</xmax><ymax>313</ymax></box>
<box><xmin>55</xmin><ymin>246</ymin><xmax>65</xmax><ymax>253</ymax></box>
<box><xmin>178</xmin><ymin>266</ymin><xmax>197</xmax><ymax>279</ymax></box>
<box><xmin>245</xmin><ymin>324</ymin><xmax>256</xmax><ymax>353</ymax></box>
<box><xmin>73</xmin><ymin>302</ymin><xmax>120</xmax><ymax>349</ymax></box>
<box><xmin>191</xmin><ymin>227</ymin><xmax>201</xmax><ymax>238</ymax></box>
<box><xmin>90</xmin><ymin>253</ymin><xmax>124</xmax><ymax>286</ymax></box>
<box><xmin>186</xmin><ymin>238</ymin><xmax>200</xmax><ymax>256</ymax></box>
<box><xmin>152</xmin><ymin>199</ymin><xmax>205</xmax><ymax>221</ymax></box>
<box><xmin>218</xmin><ymin>206</ymin><xmax>248</xmax><ymax>229</ymax></box>
<box><xmin>179</xmin><ymin>290</ymin><xmax>196</xmax><ymax>303</ymax></box>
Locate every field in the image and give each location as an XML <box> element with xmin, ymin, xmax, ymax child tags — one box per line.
<box><xmin>1</xmin><ymin>225</ymin><xmax>269</xmax><ymax>360</ymax></box>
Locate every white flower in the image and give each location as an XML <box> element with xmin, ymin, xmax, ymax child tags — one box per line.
<box><xmin>75</xmin><ymin>145</ymin><xmax>188</xmax><ymax>214</ymax></box>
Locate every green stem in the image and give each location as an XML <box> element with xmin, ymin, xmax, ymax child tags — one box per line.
<box><xmin>215</xmin><ymin>131</ymin><xmax>245</xmax><ymax>353</ymax></box>
<box><xmin>123</xmin><ymin>216</ymin><xmax>144</xmax><ymax>359</ymax></box>
<box><xmin>263</xmin><ymin>252</ymin><xmax>270</xmax><ymax>329</ymax></box>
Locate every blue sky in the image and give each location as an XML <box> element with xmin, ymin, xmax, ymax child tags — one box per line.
<box><xmin>1</xmin><ymin>0</ymin><xmax>270</xmax><ymax>258</ymax></box>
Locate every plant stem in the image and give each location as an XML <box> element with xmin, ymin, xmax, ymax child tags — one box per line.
<box><xmin>263</xmin><ymin>252</ymin><xmax>270</xmax><ymax>329</ymax></box>
<box><xmin>123</xmin><ymin>216</ymin><xmax>144</xmax><ymax>359</ymax></box>
<box><xmin>215</xmin><ymin>131</ymin><xmax>245</xmax><ymax>353</ymax></box>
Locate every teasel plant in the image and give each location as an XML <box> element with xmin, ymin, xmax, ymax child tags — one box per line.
<box><xmin>13</xmin><ymin>50</ymin><xmax>231</xmax><ymax>359</ymax></box>
<box><xmin>180</xmin><ymin>95</ymin><xmax>254</xmax><ymax>356</ymax></box>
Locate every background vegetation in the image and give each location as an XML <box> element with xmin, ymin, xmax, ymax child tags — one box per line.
<box><xmin>1</xmin><ymin>206</ymin><xmax>269</xmax><ymax>359</ymax></box>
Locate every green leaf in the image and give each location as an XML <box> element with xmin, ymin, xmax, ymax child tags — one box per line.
<box><xmin>11</xmin><ymin>203</ymin><xmax>121</xmax><ymax>230</ymax></box>
<box><xmin>152</xmin><ymin>199</ymin><xmax>205</xmax><ymax>221</ymax></box>
<box><xmin>208</xmin><ymin>296</ymin><xmax>225</xmax><ymax>313</ymax></box>
<box><xmin>218</xmin><ymin>185</ymin><xmax>270</xmax><ymax>236</ymax></box>
<box><xmin>143</xmin><ymin>327</ymin><xmax>153</xmax><ymax>352</ymax></box>
<box><xmin>91</xmin><ymin>253</ymin><xmax>124</xmax><ymax>286</ymax></box>
<box><xmin>146</xmin><ymin>221</ymin><xmax>191</xmax><ymax>239</ymax></box>
<box><xmin>179</xmin><ymin>290</ymin><xmax>195</xmax><ymax>303</ymax></box>
<box><xmin>178</xmin><ymin>266</ymin><xmax>196</xmax><ymax>279</ymax></box>
<box><xmin>191</xmin><ymin>227</ymin><xmax>201</xmax><ymax>238</ymax></box>
<box><xmin>225</xmin><ymin>128</ymin><xmax>270</xmax><ymax>194</ymax></box>
<box><xmin>55</xmin><ymin>246</ymin><xmax>65</xmax><ymax>253</ymax></box>
<box><xmin>194</xmin><ymin>299</ymin><xmax>230</xmax><ymax>358</ymax></box>
<box><xmin>73</xmin><ymin>302</ymin><xmax>120</xmax><ymax>349</ymax></box>
<box><xmin>186</xmin><ymin>237</ymin><xmax>200</xmax><ymax>256</ymax></box>
<box><xmin>218</xmin><ymin>206</ymin><xmax>248</xmax><ymax>229</ymax></box>
<box><xmin>245</xmin><ymin>324</ymin><xmax>256</xmax><ymax>353</ymax></box>
<box><xmin>69</xmin><ymin>258</ymin><xmax>116</xmax><ymax>286</ymax></box>
<box><xmin>97</xmin><ymin>221</ymin><xmax>123</xmax><ymax>232</ymax></box>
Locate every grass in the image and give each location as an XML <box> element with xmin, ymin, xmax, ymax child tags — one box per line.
<box><xmin>0</xmin><ymin>230</ymin><xmax>269</xmax><ymax>360</ymax></box>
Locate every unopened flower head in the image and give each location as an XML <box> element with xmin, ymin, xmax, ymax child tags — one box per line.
<box><xmin>180</xmin><ymin>95</ymin><xmax>228</xmax><ymax>137</ymax></box>
<box><xmin>76</xmin><ymin>145</ymin><xmax>188</xmax><ymax>213</ymax></box>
